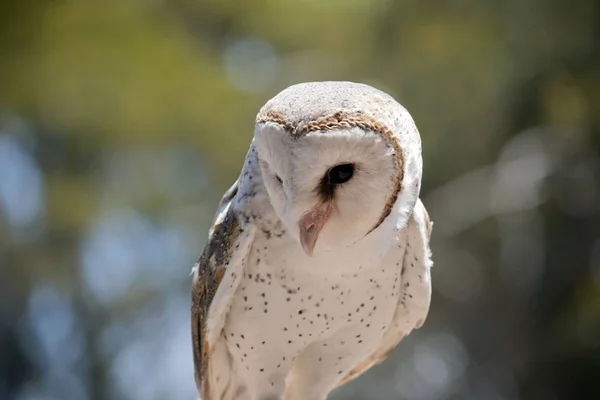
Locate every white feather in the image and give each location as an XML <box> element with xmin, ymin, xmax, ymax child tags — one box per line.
<box><xmin>194</xmin><ymin>81</ymin><xmax>433</xmax><ymax>400</ymax></box>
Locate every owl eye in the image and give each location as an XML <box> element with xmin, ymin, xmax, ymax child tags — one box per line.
<box><xmin>328</xmin><ymin>164</ymin><xmax>354</xmax><ymax>185</ymax></box>
<box><xmin>275</xmin><ymin>174</ymin><xmax>283</xmax><ymax>184</ymax></box>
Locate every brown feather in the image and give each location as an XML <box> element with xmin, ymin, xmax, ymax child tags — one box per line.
<box><xmin>191</xmin><ymin>206</ymin><xmax>242</xmax><ymax>399</ymax></box>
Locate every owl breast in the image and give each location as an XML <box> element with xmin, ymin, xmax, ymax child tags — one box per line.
<box><xmin>222</xmin><ymin>222</ymin><xmax>405</xmax><ymax>382</ymax></box>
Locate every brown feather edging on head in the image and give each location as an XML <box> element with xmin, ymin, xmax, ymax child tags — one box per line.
<box><xmin>256</xmin><ymin>111</ymin><xmax>405</xmax><ymax>234</ymax></box>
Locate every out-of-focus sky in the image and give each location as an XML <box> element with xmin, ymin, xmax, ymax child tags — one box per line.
<box><xmin>0</xmin><ymin>1</ymin><xmax>599</xmax><ymax>399</ymax></box>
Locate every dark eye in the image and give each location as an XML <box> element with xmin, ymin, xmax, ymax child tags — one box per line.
<box><xmin>275</xmin><ymin>174</ymin><xmax>283</xmax><ymax>184</ymax></box>
<box><xmin>328</xmin><ymin>163</ymin><xmax>354</xmax><ymax>185</ymax></box>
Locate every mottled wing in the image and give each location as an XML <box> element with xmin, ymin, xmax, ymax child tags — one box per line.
<box><xmin>191</xmin><ymin>187</ymin><xmax>255</xmax><ymax>399</ymax></box>
<box><xmin>337</xmin><ymin>199</ymin><xmax>433</xmax><ymax>387</ymax></box>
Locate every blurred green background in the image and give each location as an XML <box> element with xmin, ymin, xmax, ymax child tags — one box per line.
<box><xmin>1</xmin><ymin>0</ymin><xmax>599</xmax><ymax>399</ymax></box>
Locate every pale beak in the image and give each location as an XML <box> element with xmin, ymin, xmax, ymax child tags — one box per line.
<box><xmin>298</xmin><ymin>203</ymin><xmax>332</xmax><ymax>256</ymax></box>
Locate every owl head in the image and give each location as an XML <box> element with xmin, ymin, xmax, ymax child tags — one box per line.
<box><xmin>253</xmin><ymin>81</ymin><xmax>423</xmax><ymax>256</ymax></box>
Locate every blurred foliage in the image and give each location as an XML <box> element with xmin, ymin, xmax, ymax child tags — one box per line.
<box><xmin>0</xmin><ymin>0</ymin><xmax>599</xmax><ymax>399</ymax></box>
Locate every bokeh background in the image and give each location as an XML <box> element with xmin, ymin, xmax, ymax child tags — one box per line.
<box><xmin>1</xmin><ymin>0</ymin><xmax>599</xmax><ymax>399</ymax></box>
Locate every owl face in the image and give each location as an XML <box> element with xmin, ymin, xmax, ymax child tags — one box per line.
<box><xmin>254</xmin><ymin>123</ymin><xmax>399</xmax><ymax>255</ymax></box>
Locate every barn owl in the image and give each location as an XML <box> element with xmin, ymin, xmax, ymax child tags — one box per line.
<box><xmin>191</xmin><ymin>81</ymin><xmax>433</xmax><ymax>400</ymax></box>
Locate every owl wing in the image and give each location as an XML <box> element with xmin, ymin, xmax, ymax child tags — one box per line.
<box><xmin>191</xmin><ymin>182</ymin><xmax>256</xmax><ymax>399</ymax></box>
<box><xmin>337</xmin><ymin>199</ymin><xmax>433</xmax><ymax>387</ymax></box>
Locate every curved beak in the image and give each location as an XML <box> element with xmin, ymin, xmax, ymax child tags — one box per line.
<box><xmin>298</xmin><ymin>203</ymin><xmax>332</xmax><ymax>256</ymax></box>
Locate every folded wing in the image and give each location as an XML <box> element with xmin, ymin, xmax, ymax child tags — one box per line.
<box><xmin>191</xmin><ymin>181</ymin><xmax>256</xmax><ymax>399</ymax></box>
